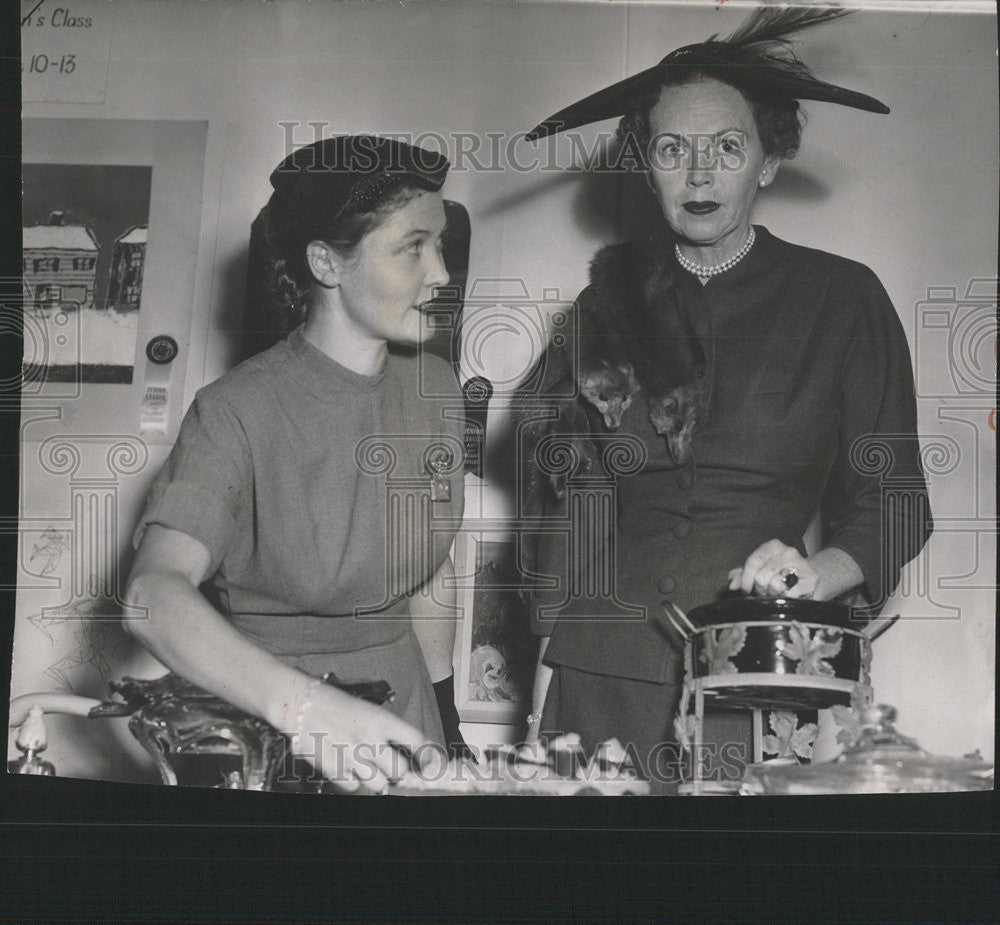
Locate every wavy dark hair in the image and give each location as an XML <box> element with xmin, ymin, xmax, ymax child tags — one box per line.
<box><xmin>254</xmin><ymin>175</ymin><xmax>428</xmax><ymax>332</ymax></box>
<box><xmin>617</xmin><ymin>68</ymin><xmax>805</xmax><ymax>165</ymax></box>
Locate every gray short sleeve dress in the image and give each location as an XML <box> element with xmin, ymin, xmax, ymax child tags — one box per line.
<box><xmin>134</xmin><ymin>326</ymin><xmax>466</xmax><ymax>745</ymax></box>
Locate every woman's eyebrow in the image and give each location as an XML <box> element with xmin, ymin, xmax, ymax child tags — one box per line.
<box><xmin>403</xmin><ymin>224</ymin><xmax>446</xmax><ymax>239</ymax></box>
<box><xmin>657</xmin><ymin>127</ymin><xmax>745</xmax><ymax>139</ymax></box>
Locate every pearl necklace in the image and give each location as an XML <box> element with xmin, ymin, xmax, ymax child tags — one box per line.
<box><xmin>675</xmin><ymin>227</ymin><xmax>756</xmax><ymax>279</ymax></box>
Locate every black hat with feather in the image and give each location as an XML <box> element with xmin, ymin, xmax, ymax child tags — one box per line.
<box><xmin>525</xmin><ymin>6</ymin><xmax>888</xmax><ymax>142</ymax></box>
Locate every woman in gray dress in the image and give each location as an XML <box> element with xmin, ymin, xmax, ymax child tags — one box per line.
<box><xmin>125</xmin><ymin>136</ymin><xmax>466</xmax><ymax>794</ymax></box>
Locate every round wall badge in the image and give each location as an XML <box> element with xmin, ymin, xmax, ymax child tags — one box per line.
<box><xmin>146</xmin><ymin>335</ymin><xmax>179</xmax><ymax>365</ymax></box>
<box><xmin>463</xmin><ymin>376</ymin><xmax>493</xmax><ymax>404</ymax></box>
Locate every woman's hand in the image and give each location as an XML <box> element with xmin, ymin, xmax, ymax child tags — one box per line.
<box><xmin>126</xmin><ymin>527</ymin><xmax>443</xmax><ymax>795</ymax></box>
<box><xmin>728</xmin><ymin>541</ymin><xmax>866</xmax><ymax>602</ymax></box>
<box><xmin>728</xmin><ymin>539</ymin><xmax>817</xmax><ymax>599</ymax></box>
<box><xmin>283</xmin><ymin>680</ymin><xmax>442</xmax><ymax>795</ymax></box>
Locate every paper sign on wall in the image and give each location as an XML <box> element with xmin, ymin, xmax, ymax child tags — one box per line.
<box><xmin>21</xmin><ymin>0</ymin><xmax>114</xmax><ymax>104</ymax></box>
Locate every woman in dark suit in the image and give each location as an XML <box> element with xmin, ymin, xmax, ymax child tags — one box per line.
<box><xmin>521</xmin><ymin>9</ymin><xmax>932</xmax><ymax>784</ymax></box>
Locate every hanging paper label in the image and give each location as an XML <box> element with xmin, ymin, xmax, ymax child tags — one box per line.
<box><xmin>139</xmin><ymin>385</ymin><xmax>169</xmax><ymax>435</ymax></box>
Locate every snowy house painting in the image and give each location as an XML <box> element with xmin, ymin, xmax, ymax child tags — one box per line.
<box><xmin>22</xmin><ymin>212</ymin><xmax>100</xmax><ymax>312</ymax></box>
<box><xmin>22</xmin><ymin>163</ymin><xmax>153</xmax><ymax>385</ymax></box>
<box><xmin>107</xmin><ymin>225</ymin><xmax>147</xmax><ymax>311</ymax></box>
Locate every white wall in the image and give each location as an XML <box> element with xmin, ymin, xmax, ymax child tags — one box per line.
<box><xmin>11</xmin><ymin>0</ymin><xmax>996</xmax><ymax>779</ymax></box>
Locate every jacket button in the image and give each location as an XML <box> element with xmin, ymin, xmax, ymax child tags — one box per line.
<box><xmin>658</xmin><ymin>577</ymin><xmax>676</xmax><ymax>593</ymax></box>
<box><xmin>673</xmin><ymin>520</ymin><xmax>691</xmax><ymax>538</ymax></box>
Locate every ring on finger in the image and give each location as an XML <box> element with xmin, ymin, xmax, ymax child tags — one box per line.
<box><xmin>778</xmin><ymin>566</ymin><xmax>799</xmax><ymax>589</ymax></box>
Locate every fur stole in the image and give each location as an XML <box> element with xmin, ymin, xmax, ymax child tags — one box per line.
<box><xmin>580</xmin><ymin>237</ymin><xmax>707</xmax><ymax>457</ymax></box>
<box><xmin>513</xmin><ymin>237</ymin><xmax>707</xmax><ymax>514</ymax></box>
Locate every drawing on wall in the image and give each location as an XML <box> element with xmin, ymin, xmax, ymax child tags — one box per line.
<box><xmin>26</xmin><ymin>572</ymin><xmax>132</xmax><ymax>694</ymax></box>
<box><xmin>456</xmin><ymin>534</ymin><xmax>539</xmax><ymax>724</ymax></box>
<box><xmin>22</xmin><ymin>164</ymin><xmax>152</xmax><ymax>384</ymax></box>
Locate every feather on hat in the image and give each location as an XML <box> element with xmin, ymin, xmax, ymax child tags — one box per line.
<box><xmin>525</xmin><ymin>6</ymin><xmax>888</xmax><ymax>142</ymax></box>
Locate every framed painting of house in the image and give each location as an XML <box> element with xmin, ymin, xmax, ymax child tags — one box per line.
<box><xmin>453</xmin><ymin>530</ymin><xmax>539</xmax><ymax>725</ymax></box>
<box><xmin>23</xmin><ymin>163</ymin><xmax>152</xmax><ymax>384</ymax></box>
<box><xmin>20</xmin><ymin>119</ymin><xmax>207</xmax><ymax>442</ymax></box>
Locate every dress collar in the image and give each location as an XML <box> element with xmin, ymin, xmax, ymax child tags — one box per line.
<box><xmin>286</xmin><ymin>325</ymin><xmax>387</xmax><ymax>395</ymax></box>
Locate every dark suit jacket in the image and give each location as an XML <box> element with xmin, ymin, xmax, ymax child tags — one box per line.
<box><xmin>529</xmin><ymin>227</ymin><xmax>932</xmax><ymax>684</ymax></box>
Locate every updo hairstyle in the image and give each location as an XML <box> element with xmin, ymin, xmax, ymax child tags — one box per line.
<box><xmin>258</xmin><ymin>175</ymin><xmax>427</xmax><ymax>328</ymax></box>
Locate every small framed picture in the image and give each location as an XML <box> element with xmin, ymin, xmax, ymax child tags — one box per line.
<box><xmin>454</xmin><ymin>531</ymin><xmax>539</xmax><ymax>724</ymax></box>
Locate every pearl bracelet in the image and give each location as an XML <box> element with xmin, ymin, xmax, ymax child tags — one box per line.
<box><xmin>292</xmin><ymin>675</ymin><xmax>324</xmax><ymax>748</ymax></box>
<box><xmin>526</xmin><ymin>712</ymin><xmax>544</xmax><ymax>726</ymax></box>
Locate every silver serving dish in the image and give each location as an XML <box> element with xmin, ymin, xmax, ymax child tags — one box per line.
<box><xmin>670</xmin><ymin>598</ymin><xmax>872</xmax><ymax>711</ymax></box>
